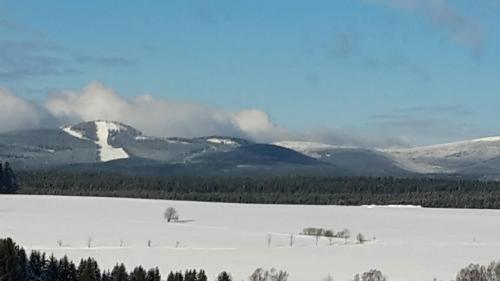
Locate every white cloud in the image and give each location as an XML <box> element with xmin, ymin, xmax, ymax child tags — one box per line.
<box><xmin>44</xmin><ymin>82</ymin><xmax>282</xmax><ymax>140</ymax></box>
<box><xmin>46</xmin><ymin>82</ymin><xmax>127</xmax><ymax>123</ymax></box>
<box><xmin>0</xmin><ymin>88</ymin><xmax>56</xmax><ymax>132</ymax></box>
<box><xmin>232</xmin><ymin>109</ymin><xmax>291</xmax><ymax>142</ymax></box>
<box><xmin>0</xmin><ymin>82</ymin><xmax>450</xmax><ymax>148</ymax></box>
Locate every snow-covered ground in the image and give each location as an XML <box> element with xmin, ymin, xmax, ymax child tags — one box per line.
<box><xmin>1</xmin><ymin>195</ymin><xmax>499</xmax><ymax>281</ymax></box>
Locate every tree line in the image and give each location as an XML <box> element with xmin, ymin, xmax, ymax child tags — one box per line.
<box><xmin>2</xmin><ymin>237</ymin><xmax>500</xmax><ymax>281</ymax></box>
<box><xmin>0</xmin><ymin>162</ymin><xmax>19</xmax><ymax>194</ymax></box>
<box><xmin>18</xmin><ymin>171</ymin><xmax>500</xmax><ymax>208</ymax></box>
<box><xmin>0</xmin><ymin>237</ymin><xmax>212</xmax><ymax>281</ymax></box>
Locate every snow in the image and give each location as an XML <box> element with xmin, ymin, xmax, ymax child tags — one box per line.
<box><xmin>1</xmin><ymin>195</ymin><xmax>499</xmax><ymax>281</ymax></box>
<box><xmin>62</xmin><ymin>126</ymin><xmax>86</xmax><ymax>140</ymax></box>
<box><xmin>383</xmin><ymin>136</ymin><xmax>500</xmax><ymax>173</ymax></box>
<box><xmin>135</xmin><ymin>136</ymin><xmax>151</xmax><ymax>141</ymax></box>
<box><xmin>273</xmin><ymin>141</ymin><xmax>354</xmax><ymax>158</ymax></box>
<box><xmin>94</xmin><ymin>121</ymin><xmax>129</xmax><ymax>162</ymax></box>
<box><xmin>274</xmin><ymin>141</ymin><xmax>336</xmax><ymax>152</ymax></box>
<box><xmin>273</xmin><ymin>141</ymin><xmax>359</xmax><ymax>158</ymax></box>
<box><xmin>361</xmin><ymin>204</ymin><xmax>422</xmax><ymax>209</ymax></box>
<box><xmin>206</xmin><ymin>138</ymin><xmax>238</xmax><ymax>146</ymax></box>
<box><xmin>61</xmin><ymin>121</ymin><xmax>129</xmax><ymax>162</ymax></box>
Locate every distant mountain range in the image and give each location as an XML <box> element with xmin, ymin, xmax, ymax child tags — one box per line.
<box><xmin>3</xmin><ymin>120</ymin><xmax>500</xmax><ymax>179</ymax></box>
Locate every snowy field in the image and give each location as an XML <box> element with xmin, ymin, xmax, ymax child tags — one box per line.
<box><xmin>1</xmin><ymin>195</ymin><xmax>499</xmax><ymax>281</ymax></box>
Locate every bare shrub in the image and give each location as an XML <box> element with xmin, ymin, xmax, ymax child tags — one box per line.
<box><xmin>352</xmin><ymin>269</ymin><xmax>386</xmax><ymax>281</ymax></box>
<box><xmin>164</xmin><ymin>207</ymin><xmax>179</xmax><ymax>223</ymax></box>
<box><xmin>356</xmin><ymin>233</ymin><xmax>366</xmax><ymax>244</ymax></box>
<box><xmin>249</xmin><ymin>268</ymin><xmax>288</xmax><ymax>281</ymax></box>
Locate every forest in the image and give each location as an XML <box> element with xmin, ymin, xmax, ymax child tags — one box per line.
<box><xmin>1</xmin><ymin>237</ymin><xmax>498</xmax><ymax>281</ymax></box>
<box><xmin>0</xmin><ymin>237</ymin><xmax>209</xmax><ymax>281</ymax></box>
<box><xmin>0</xmin><ymin>162</ymin><xmax>19</xmax><ymax>194</ymax></box>
<box><xmin>15</xmin><ymin>170</ymin><xmax>500</xmax><ymax>209</ymax></box>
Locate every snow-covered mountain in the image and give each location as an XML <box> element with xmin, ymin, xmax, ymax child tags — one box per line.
<box><xmin>62</xmin><ymin>120</ymin><xmax>132</xmax><ymax>162</ymax></box>
<box><xmin>275</xmin><ymin>137</ymin><xmax>500</xmax><ymax>177</ymax></box>
<box><xmin>383</xmin><ymin>136</ymin><xmax>500</xmax><ymax>174</ymax></box>
<box><xmin>0</xmin><ymin>121</ymin><xmax>333</xmax><ymax>176</ymax></box>
<box><xmin>274</xmin><ymin>141</ymin><xmax>410</xmax><ymax>176</ymax></box>
<box><xmin>4</xmin><ymin>121</ymin><xmax>500</xmax><ymax>177</ymax></box>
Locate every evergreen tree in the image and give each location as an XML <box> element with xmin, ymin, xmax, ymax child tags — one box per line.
<box><xmin>197</xmin><ymin>270</ymin><xmax>207</xmax><ymax>281</ymax></box>
<box><xmin>0</xmin><ymin>238</ymin><xmax>27</xmax><ymax>281</ymax></box>
<box><xmin>2</xmin><ymin>162</ymin><xmax>19</xmax><ymax>194</ymax></box>
<box><xmin>101</xmin><ymin>270</ymin><xmax>112</xmax><ymax>281</ymax></box>
<box><xmin>167</xmin><ymin>271</ymin><xmax>176</xmax><ymax>281</ymax></box>
<box><xmin>27</xmin><ymin>251</ymin><xmax>47</xmax><ymax>281</ymax></box>
<box><xmin>167</xmin><ymin>271</ymin><xmax>184</xmax><ymax>281</ymax></box>
<box><xmin>58</xmin><ymin>256</ymin><xmax>77</xmax><ymax>281</ymax></box>
<box><xmin>111</xmin><ymin>263</ymin><xmax>129</xmax><ymax>281</ymax></box>
<box><xmin>130</xmin><ymin>266</ymin><xmax>147</xmax><ymax>281</ymax></box>
<box><xmin>145</xmin><ymin>267</ymin><xmax>161</xmax><ymax>281</ymax></box>
<box><xmin>184</xmin><ymin>269</ymin><xmax>196</xmax><ymax>281</ymax></box>
<box><xmin>0</xmin><ymin>162</ymin><xmax>4</xmax><ymax>193</ymax></box>
<box><xmin>18</xmin><ymin>248</ymin><xmax>28</xmax><ymax>281</ymax></box>
<box><xmin>41</xmin><ymin>255</ymin><xmax>58</xmax><ymax>281</ymax></box>
<box><xmin>216</xmin><ymin>271</ymin><xmax>232</xmax><ymax>281</ymax></box>
<box><xmin>77</xmin><ymin>258</ymin><xmax>101</xmax><ymax>281</ymax></box>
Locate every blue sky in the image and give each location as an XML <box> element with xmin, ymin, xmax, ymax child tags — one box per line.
<box><xmin>0</xmin><ymin>0</ymin><xmax>499</xmax><ymax>146</ymax></box>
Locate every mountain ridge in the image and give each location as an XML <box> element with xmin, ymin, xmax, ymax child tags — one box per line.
<box><xmin>2</xmin><ymin>120</ymin><xmax>500</xmax><ymax>178</ymax></box>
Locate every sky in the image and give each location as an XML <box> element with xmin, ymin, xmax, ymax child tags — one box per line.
<box><xmin>0</xmin><ymin>0</ymin><xmax>499</xmax><ymax>147</ymax></box>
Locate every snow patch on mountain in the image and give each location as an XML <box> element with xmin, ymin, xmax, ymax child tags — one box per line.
<box><xmin>94</xmin><ymin>121</ymin><xmax>129</xmax><ymax>162</ymax></box>
<box><xmin>273</xmin><ymin>141</ymin><xmax>354</xmax><ymax>158</ymax></box>
<box><xmin>135</xmin><ymin>136</ymin><xmax>152</xmax><ymax>141</ymax></box>
<box><xmin>206</xmin><ymin>138</ymin><xmax>238</xmax><ymax>146</ymax></box>
<box><xmin>61</xmin><ymin>126</ymin><xmax>86</xmax><ymax>140</ymax></box>
<box><xmin>383</xmin><ymin>136</ymin><xmax>500</xmax><ymax>173</ymax></box>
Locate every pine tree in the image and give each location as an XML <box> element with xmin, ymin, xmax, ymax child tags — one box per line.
<box><xmin>18</xmin><ymin>248</ymin><xmax>28</xmax><ymax>281</ymax></box>
<box><xmin>146</xmin><ymin>267</ymin><xmax>161</xmax><ymax>281</ymax></box>
<box><xmin>101</xmin><ymin>270</ymin><xmax>112</xmax><ymax>281</ymax></box>
<box><xmin>197</xmin><ymin>270</ymin><xmax>207</xmax><ymax>281</ymax></box>
<box><xmin>111</xmin><ymin>263</ymin><xmax>129</xmax><ymax>281</ymax></box>
<box><xmin>0</xmin><ymin>238</ymin><xmax>27</xmax><ymax>281</ymax></box>
<box><xmin>216</xmin><ymin>271</ymin><xmax>232</xmax><ymax>281</ymax></box>
<box><xmin>177</xmin><ymin>272</ymin><xmax>184</xmax><ymax>281</ymax></box>
<box><xmin>27</xmin><ymin>251</ymin><xmax>47</xmax><ymax>281</ymax></box>
<box><xmin>167</xmin><ymin>271</ymin><xmax>175</xmax><ymax>281</ymax></box>
<box><xmin>184</xmin><ymin>269</ymin><xmax>196</xmax><ymax>281</ymax></box>
<box><xmin>43</xmin><ymin>255</ymin><xmax>59</xmax><ymax>281</ymax></box>
<box><xmin>58</xmin><ymin>256</ymin><xmax>77</xmax><ymax>281</ymax></box>
<box><xmin>0</xmin><ymin>162</ymin><xmax>4</xmax><ymax>193</ymax></box>
<box><xmin>3</xmin><ymin>162</ymin><xmax>18</xmax><ymax>194</ymax></box>
<box><xmin>130</xmin><ymin>266</ymin><xmax>147</xmax><ymax>281</ymax></box>
<box><xmin>77</xmin><ymin>258</ymin><xmax>101</xmax><ymax>281</ymax></box>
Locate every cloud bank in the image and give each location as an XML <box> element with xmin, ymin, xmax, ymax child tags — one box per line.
<box><xmin>0</xmin><ymin>88</ymin><xmax>58</xmax><ymax>132</ymax></box>
<box><xmin>44</xmin><ymin>82</ymin><xmax>287</xmax><ymax>141</ymax></box>
<box><xmin>0</xmin><ymin>82</ymin><xmax>479</xmax><ymax>148</ymax></box>
<box><xmin>2</xmin><ymin>82</ymin><xmax>289</xmax><ymax>143</ymax></box>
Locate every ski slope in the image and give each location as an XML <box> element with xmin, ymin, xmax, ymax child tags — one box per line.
<box><xmin>0</xmin><ymin>195</ymin><xmax>499</xmax><ymax>281</ymax></box>
<box><xmin>94</xmin><ymin>121</ymin><xmax>129</xmax><ymax>162</ymax></box>
<box><xmin>61</xmin><ymin>121</ymin><xmax>129</xmax><ymax>162</ymax></box>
